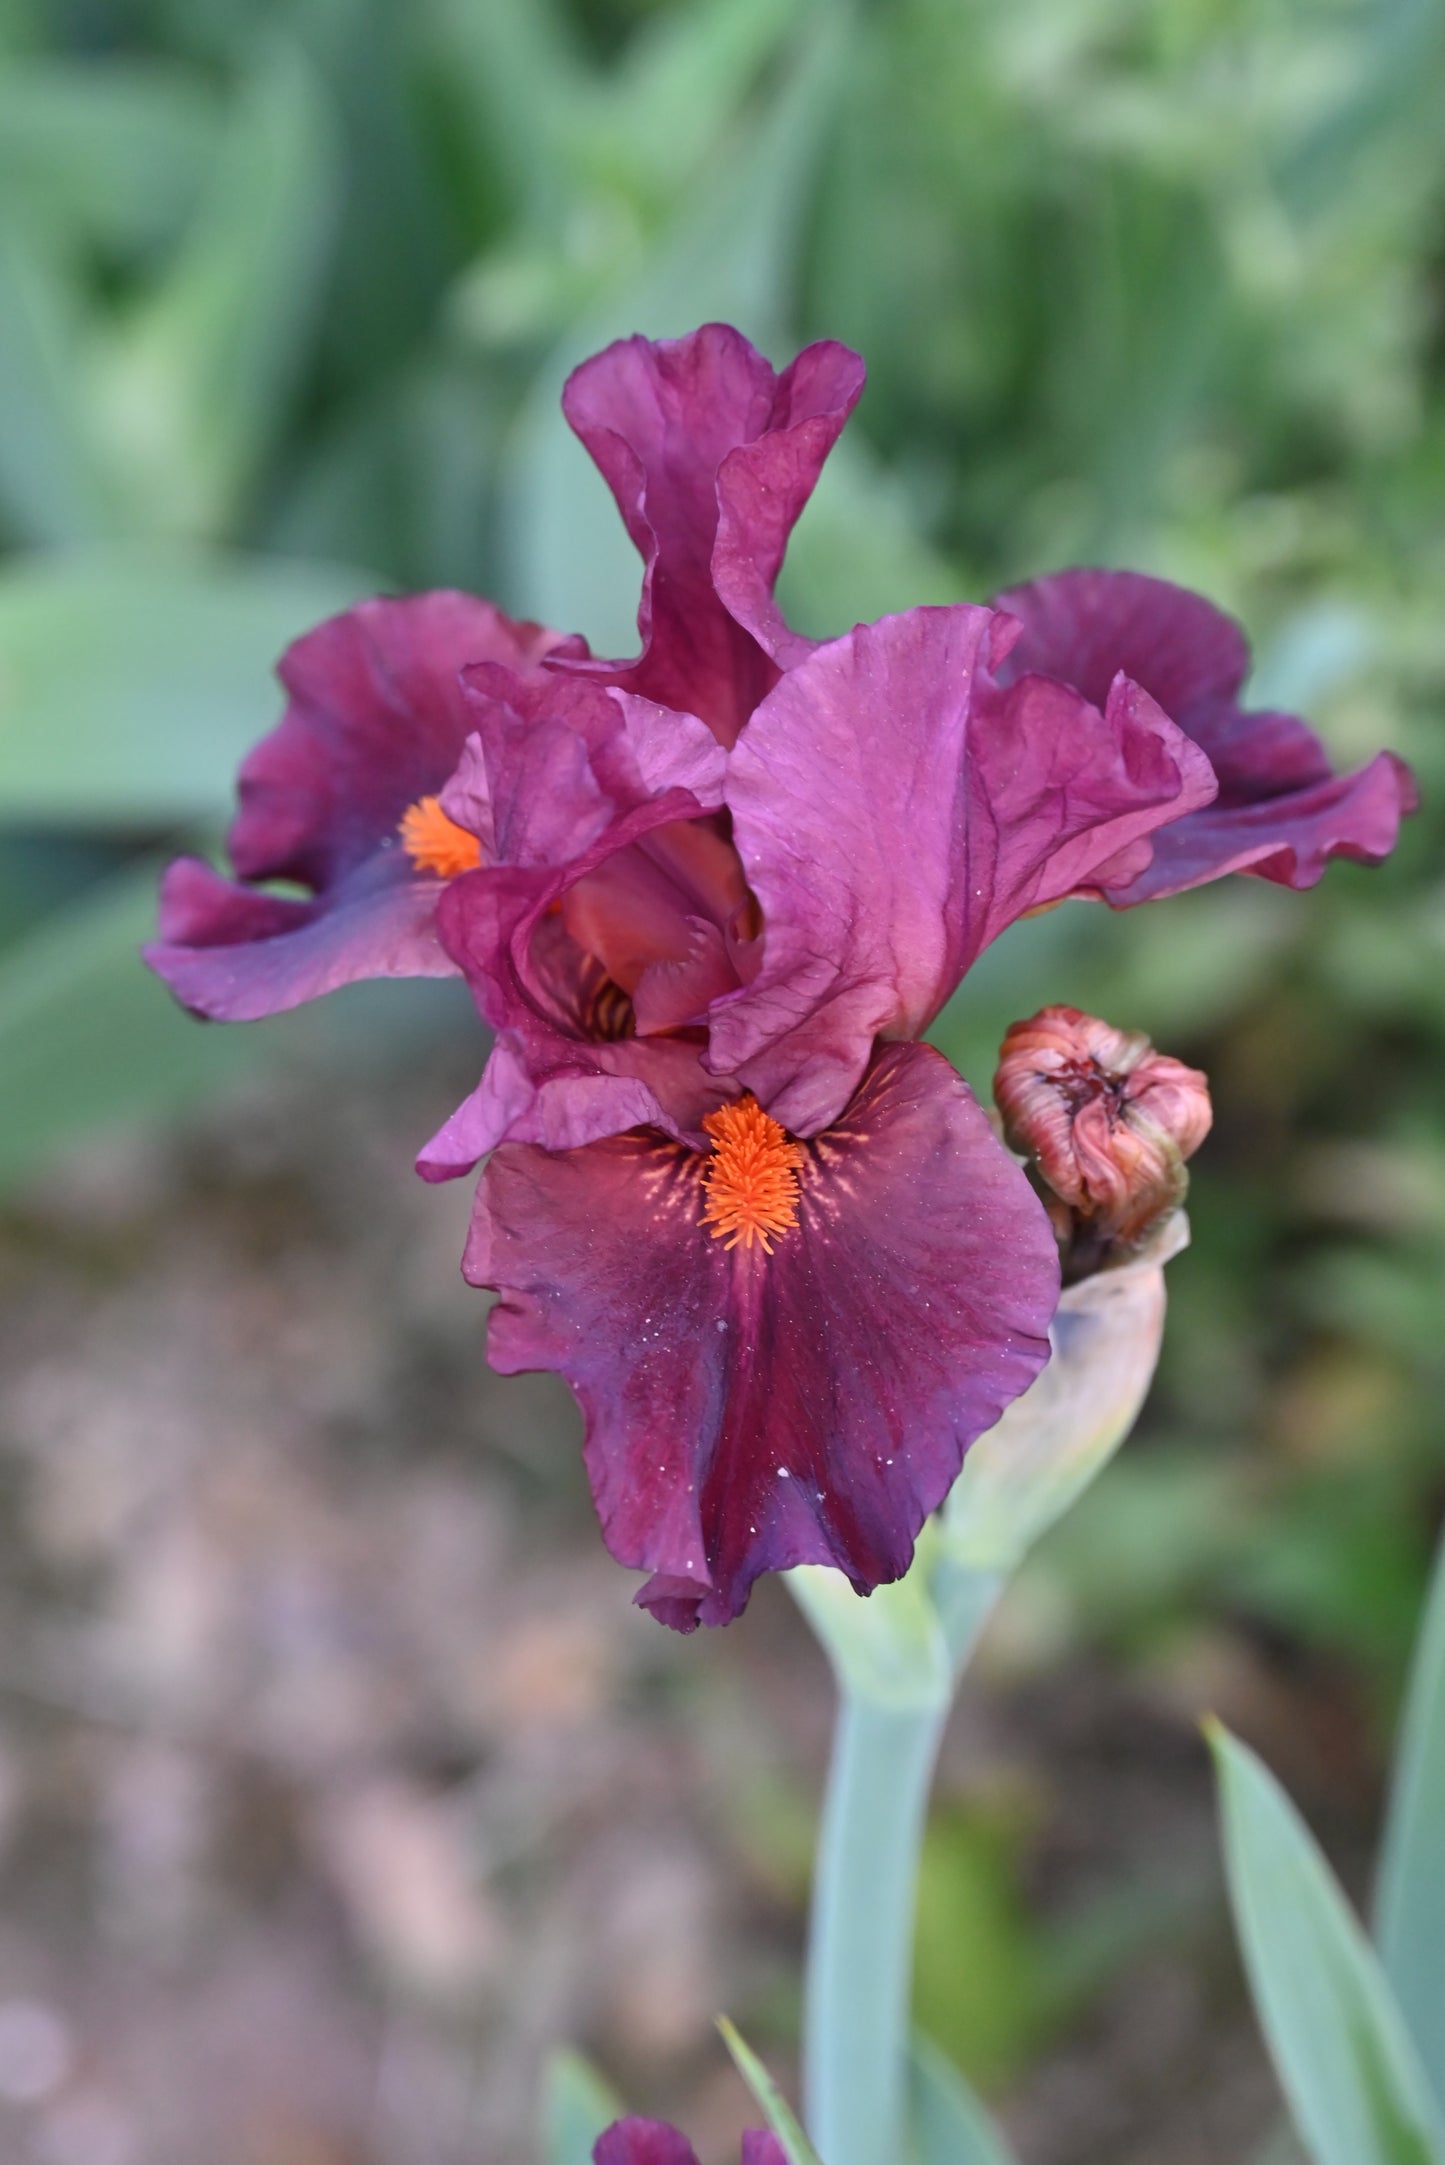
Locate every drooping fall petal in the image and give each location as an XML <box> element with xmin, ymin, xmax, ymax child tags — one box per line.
<box><xmin>992</xmin><ymin>568</ymin><xmax>1416</xmax><ymax>900</ymax></box>
<box><xmin>145</xmin><ymin>592</ymin><xmax>571</xmax><ymax>1019</ymax></box>
<box><xmin>711</xmin><ymin>606</ymin><xmax>1217</xmax><ymax>1135</ymax></box>
<box><xmin>559</xmin><ymin>324</ymin><xmax>865</xmax><ymax>746</ymax></box>
<box><xmin>469</xmin><ymin>1042</ymin><xmax>1058</xmax><ymax>1629</ymax></box>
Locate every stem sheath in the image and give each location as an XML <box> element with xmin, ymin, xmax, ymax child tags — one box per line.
<box><xmin>802</xmin><ymin>1565</ymin><xmax>1000</xmax><ymax>2165</ymax></box>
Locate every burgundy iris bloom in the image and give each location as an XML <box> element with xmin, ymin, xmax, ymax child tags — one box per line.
<box><xmin>143</xmin><ymin>320</ymin><xmax>1415</xmax><ymax>1639</ymax></box>
<box><xmin>144</xmin><ymin>593</ymin><xmax>570</xmax><ymax>1020</ymax></box>
<box><xmin>595</xmin><ymin>2120</ymin><xmax>784</xmax><ymax>2165</ymax></box>
<box><xmin>991</xmin><ymin>568</ymin><xmax>1417</xmax><ymax>901</ymax></box>
<box><xmin>555</xmin><ymin>322</ymin><xmax>865</xmax><ymax>746</ymax></box>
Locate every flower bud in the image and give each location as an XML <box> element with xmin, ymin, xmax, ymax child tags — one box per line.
<box><xmin>994</xmin><ymin>1006</ymin><xmax>1211</xmax><ymax>1264</ymax></box>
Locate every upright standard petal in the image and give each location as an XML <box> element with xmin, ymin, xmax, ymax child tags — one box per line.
<box><xmin>422</xmin><ymin>672</ymin><xmax>738</xmax><ymax>1169</ymax></box>
<box><xmin>469</xmin><ymin>1042</ymin><xmax>1058</xmax><ymax>1630</ymax></box>
<box><xmin>146</xmin><ymin>592</ymin><xmax>571</xmax><ymax>1019</ymax></box>
<box><xmin>993</xmin><ymin>568</ymin><xmax>1417</xmax><ymax>900</ymax></box>
<box><xmin>712</xmin><ymin>607</ymin><xmax>1216</xmax><ymax>1135</ymax></box>
<box><xmin>560</xmin><ymin>324</ymin><xmax>865</xmax><ymax>747</ymax></box>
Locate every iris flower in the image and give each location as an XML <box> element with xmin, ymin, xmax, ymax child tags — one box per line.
<box><xmin>144</xmin><ymin>322</ymin><xmax>1415</xmax><ymax>1632</ymax></box>
<box><xmin>439</xmin><ymin>599</ymin><xmax>1218</xmax><ymax>1627</ymax></box>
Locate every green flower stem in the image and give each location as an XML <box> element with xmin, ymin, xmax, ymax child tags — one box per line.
<box><xmin>802</xmin><ymin>1563</ymin><xmax>1001</xmax><ymax>2165</ymax></box>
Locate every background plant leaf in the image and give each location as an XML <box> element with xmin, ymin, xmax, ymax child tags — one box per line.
<box><xmin>1210</xmin><ymin>1722</ymin><xmax>1445</xmax><ymax>2165</ymax></box>
<box><xmin>718</xmin><ymin>2017</ymin><xmax>822</xmax><ymax>2165</ymax></box>
<box><xmin>0</xmin><ymin>853</ymin><xmax>267</xmax><ymax>1191</ymax></box>
<box><xmin>0</xmin><ymin>547</ymin><xmax>381</xmax><ymax>826</ymax></box>
<box><xmin>908</xmin><ymin>2032</ymin><xmax>1016</xmax><ymax>2165</ymax></box>
<box><xmin>542</xmin><ymin>2048</ymin><xmax>625</xmax><ymax>2165</ymax></box>
<box><xmin>1377</xmin><ymin>1525</ymin><xmax>1445</xmax><ymax>2112</ymax></box>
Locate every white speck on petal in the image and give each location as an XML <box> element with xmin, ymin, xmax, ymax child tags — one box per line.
<box><xmin>778</xmin><ymin>1467</ymin><xmax>790</xmax><ymax>1478</ymax></box>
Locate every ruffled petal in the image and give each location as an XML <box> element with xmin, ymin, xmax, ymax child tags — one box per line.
<box><xmin>469</xmin><ymin>1043</ymin><xmax>1058</xmax><ymax>1630</ymax></box>
<box><xmin>560</xmin><ymin>324</ymin><xmax>864</xmax><ymax>746</ymax></box>
<box><xmin>435</xmin><ymin>819</ymin><xmax>733</xmax><ymax>1161</ymax></box>
<box><xmin>992</xmin><ymin>567</ymin><xmax>1249</xmax><ymax>721</ymax></box>
<box><xmin>712</xmin><ymin>607</ymin><xmax>1216</xmax><ymax>1135</ymax></box>
<box><xmin>148</xmin><ymin>591</ymin><xmax>571</xmax><ymax>1020</ymax></box>
<box><xmin>448</xmin><ymin>670</ymin><xmax>727</xmax><ymax>867</ymax></box>
<box><xmin>145</xmin><ymin>854</ymin><xmax>451</xmax><ymax>1020</ymax></box>
<box><xmin>431</xmin><ymin>675</ymin><xmax>737</xmax><ymax>1163</ymax></box>
<box><xmin>233</xmin><ymin>591</ymin><xmax>570</xmax><ymax>887</ymax></box>
<box><xmin>1110</xmin><ymin>747</ymin><xmax>1417</xmax><ymax>900</ymax></box>
<box><xmin>992</xmin><ymin>568</ymin><xmax>1417</xmax><ymax>900</ymax></box>
<box><xmin>711</xmin><ymin>338</ymin><xmax>868</xmax><ymax>672</ymax></box>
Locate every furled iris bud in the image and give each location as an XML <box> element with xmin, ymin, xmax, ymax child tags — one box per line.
<box><xmin>994</xmin><ymin>1005</ymin><xmax>1212</xmax><ymax>1264</ymax></box>
<box><xmin>594</xmin><ymin>2121</ymin><xmax>783</xmax><ymax>2165</ymax></box>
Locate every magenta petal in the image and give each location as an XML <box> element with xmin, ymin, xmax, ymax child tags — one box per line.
<box><xmin>145</xmin><ymin>854</ymin><xmax>452</xmax><ymax>1020</ymax></box>
<box><xmin>1112</xmin><ymin>747</ymin><xmax>1417</xmax><ymax>899</ymax></box>
<box><xmin>449</xmin><ymin>670</ymin><xmax>727</xmax><ymax>868</ymax></box>
<box><xmin>416</xmin><ymin>1045</ymin><xmax>536</xmax><ymax>1183</ymax></box>
<box><xmin>633</xmin><ymin>918</ymin><xmax>737</xmax><ymax>1035</ymax></box>
<box><xmin>993</xmin><ymin>567</ymin><xmax>1250</xmax><ymax>720</ymax></box>
<box><xmin>713</xmin><ymin>607</ymin><xmax>1216</xmax><ymax>1135</ymax></box>
<box><xmin>233</xmin><ymin>591</ymin><xmax>566</xmax><ymax>887</ymax></box>
<box><xmin>469</xmin><ymin>1043</ymin><xmax>1058</xmax><ymax>1630</ymax></box>
<box><xmin>431</xmin><ymin>678</ymin><xmax>735</xmax><ymax>1162</ymax></box>
<box><xmin>560</xmin><ymin>324</ymin><xmax>864</xmax><ymax>745</ymax></box>
<box><xmin>436</xmin><ymin>795</ymin><xmax>734</xmax><ymax>1160</ymax></box>
<box><xmin>993</xmin><ymin>567</ymin><xmax>1417</xmax><ymax>899</ymax></box>
<box><xmin>147</xmin><ymin>591</ymin><xmax>570</xmax><ymax>1020</ymax></box>
<box><xmin>594</xmin><ymin>2120</ymin><xmax>701</xmax><ymax>2165</ymax></box>
<box><xmin>710</xmin><ymin>337</ymin><xmax>867</xmax><ymax>671</ymax></box>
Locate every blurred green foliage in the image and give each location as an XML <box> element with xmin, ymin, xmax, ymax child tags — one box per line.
<box><xmin>2</xmin><ymin>0</ymin><xmax>1444</xmax><ymax>2099</ymax></box>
